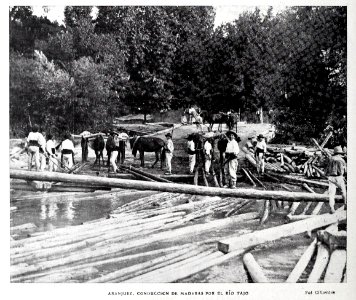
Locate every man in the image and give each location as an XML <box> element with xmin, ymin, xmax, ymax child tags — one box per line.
<box><xmin>117</xmin><ymin>128</ymin><xmax>129</xmax><ymax>164</ymax></box>
<box><xmin>164</xmin><ymin>133</ymin><xmax>174</xmax><ymax>175</ymax></box>
<box><xmin>245</xmin><ymin>136</ymin><xmax>256</xmax><ymax>154</ymax></box>
<box><xmin>109</xmin><ymin>132</ymin><xmax>120</xmax><ymax>173</ymax></box>
<box><xmin>80</xmin><ymin>131</ymin><xmax>90</xmax><ymax>163</ymax></box>
<box><xmin>61</xmin><ymin>133</ymin><xmax>75</xmax><ymax>169</ymax></box>
<box><xmin>26</xmin><ymin>124</ymin><xmax>47</xmax><ymax>171</ymax></box>
<box><xmin>224</xmin><ymin>131</ymin><xmax>240</xmax><ymax>188</ymax></box>
<box><xmin>255</xmin><ymin>134</ymin><xmax>267</xmax><ymax>175</ymax></box>
<box><xmin>46</xmin><ymin>134</ymin><xmax>57</xmax><ymax>172</ymax></box>
<box><xmin>187</xmin><ymin>135</ymin><xmax>196</xmax><ymax>174</ymax></box>
<box><xmin>204</xmin><ymin>137</ymin><xmax>213</xmax><ymax>174</ymax></box>
<box><xmin>325</xmin><ymin>146</ymin><xmax>347</xmax><ymax>213</ymax></box>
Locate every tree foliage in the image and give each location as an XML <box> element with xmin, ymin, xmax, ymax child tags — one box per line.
<box><xmin>9</xmin><ymin>6</ymin><xmax>346</xmax><ymax>144</ymax></box>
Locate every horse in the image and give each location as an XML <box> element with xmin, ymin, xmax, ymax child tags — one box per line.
<box><xmin>91</xmin><ymin>135</ymin><xmax>105</xmax><ymax>167</ymax></box>
<box><xmin>129</xmin><ymin>136</ymin><xmax>165</xmax><ymax>168</ymax></box>
<box><xmin>105</xmin><ymin>134</ymin><xmax>116</xmax><ymax>167</ymax></box>
<box><xmin>200</xmin><ymin>111</ymin><xmax>229</xmax><ymax>132</ymax></box>
<box><xmin>226</xmin><ymin>113</ymin><xmax>239</xmax><ymax>131</ymax></box>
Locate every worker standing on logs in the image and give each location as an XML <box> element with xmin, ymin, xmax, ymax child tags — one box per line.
<box><xmin>187</xmin><ymin>135</ymin><xmax>196</xmax><ymax>174</ymax></box>
<box><xmin>204</xmin><ymin>137</ymin><xmax>213</xmax><ymax>175</ymax></box>
<box><xmin>255</xmin><ymin>134</ymin><xmax>267</xmax><ymax>176</ymax></box>
<box><xmin>80</xmin><ymin>131</ymin><xmax>90</xmax><ymax>163</ymax></box>
<box><xmin>109</xmin><ymin>132</ymin><xmax>120</xmax><ymax>173</ymax></box>
<box><xmin>325</xmin><ymin>146</ymin><xmax>347</xmax><ymax>213</ymax></box>
<box><xmin>224</xmin><ymin>131</ymin><xmax>240</xmax><ymax>189</ymax></box>
<box><xmin>61</xmin><ymin>133</ymin><xmax>75</xmax><ymax>169</ymax></box>
<box><xmin>164</xmin><ymin>133</ymin><xmax>174</xmax><ymax>175</ymax></box>
<box><xmin>117</xmin><ymin>128</ymin><xmax>129</xmax><ymax>164</ymax></box>
<box><xmin>45</xmin><ymin>134</ymin><xmax>57</xmax><ymax>172</ymax></box>
<box><xmin>26</xmin><ymin>124</ymin><xmax>47</xmax><ymax>171</ymax></box>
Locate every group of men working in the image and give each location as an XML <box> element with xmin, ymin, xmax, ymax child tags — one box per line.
<box><xmin>26</xmin><ymin>124</ymin><xmax>75</xmax><ymax>172</ymax></box>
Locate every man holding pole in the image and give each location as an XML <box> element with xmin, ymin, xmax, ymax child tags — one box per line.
<box><xmin>224</xmin><ymin>131</ymin><xmax>240</xmax><ymax>189</ymax></box>
<box><xmin>325</xmin><ymin>146</ymin><xmax>347</xmax><ymax>213</ymax></box>
<box><xmin>255</xmin><ymin>134</ymin><xmax>267</xmax><ymax>175</ymax></box>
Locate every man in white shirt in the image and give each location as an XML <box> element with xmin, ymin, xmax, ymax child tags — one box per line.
<box><xmin>61</xmin><ymin>133</ymin><xmax>75</xmax><ymax>169</ymax></box>
<box><xmin>255</xmin><ymin>134</ymin><xmax>267</xmax><ymax>175</ymax></box>
<box><xmin>46</xmin><ymin>134</ymin><xmax>57</xmax><ymax>172</ymax></box>
<box><xmin>26</xmin><ymin>124</ymin><xmax>47</xmax><ymax>171</ymax></box>
<box><xmin>164</xmin><ymin>133</ymin><xmax>174</xmax><ymax>175</ymax></box>
<box><xmin>204</xmin><ymin>138</ymin><xmax>213</xmax><ymax>174</ymax></box>
<box><xmin>117</xmin><ymin>129</ymin><xmax>129</xmax><ymax>164</ymax></box>
<box><xmin>224</xmin><ymin>131</ymin><xmax>240</xmax><ymax>188</ymax></box>
<box><xmin>187</xmin><ymin>135</ymin><xmax>196</xmax><ymax>174</ymax></box>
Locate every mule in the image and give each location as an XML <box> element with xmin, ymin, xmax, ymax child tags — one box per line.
<box><xmin>200</xmin><ymin>111</ymin><xmax>228</xmax><ymax>132</ymax></box>
<box><xmin>130</xmin><ymin>136</ymin><xmax>165</xmax><ymax>168</ymax></box>
<box><xmin>91</xmin><ymin>135</ymin><xmax>105</xmax><ymax>167</ymax></box>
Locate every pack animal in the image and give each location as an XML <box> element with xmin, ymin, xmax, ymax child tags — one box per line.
<box><xmin>91</xmin><ymin>135</ymin><xmax>105</xmax><ymax>167</ymax></box>
<box><xmin>130</xmin><ymin>136</ymin><xmax>165</xmax><ymax>168</ymax></box>
<box><xmin>200</xmin><ymin>111</ymin><xmax>229</xmax><ymax>132</ymax></box>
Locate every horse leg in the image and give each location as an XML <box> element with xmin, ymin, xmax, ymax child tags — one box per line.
<box><xmin>140</xmin><ymin>151</ymin><xmax>144</xmax><ymax>168</ymax></box>
<box><xmin>152</xmin><ymin>151</ymin><xmax>159</xmax><ymax>168</ymax></box>
<box><xmin>107</xmin><ymin>151</ymin><xmax>111</xmax><ymax>167</ymax></box>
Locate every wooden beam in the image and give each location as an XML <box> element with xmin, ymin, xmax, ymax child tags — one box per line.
<box><xmin>218</xmin><ymin>210</ymin><xmax>346</xmax><ymax>253</ymax></box>
<box><xmin>307</xmin><ymin>243</ymin><xmax>330</xmax><ymax>283</ymax></box>
<box><xmin>121</xmin><ymin>165</ymin><xmax>172</xmax><ymax>183</ymax></box>
<box><xmin>10</xmin><ymin>170</ymin><xmax>343</xmax><ymax>202</ymax></box>
<box><xmin>323</xmin><ymin>250</ymin><xmax>346</xmax><ymax>283</ymax></box>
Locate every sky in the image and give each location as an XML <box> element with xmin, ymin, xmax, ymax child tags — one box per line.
<box><xmin>31</xmin><ymin>5</ymin><xmax>286</xmax><ymax>27</ymax></box>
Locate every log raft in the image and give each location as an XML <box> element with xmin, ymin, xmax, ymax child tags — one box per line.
<box><xmin>10</xmin><ymin>170</ymin><xmax>343</xmax><ymax>202</ymax></box>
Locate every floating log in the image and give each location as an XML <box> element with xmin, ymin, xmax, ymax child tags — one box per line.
<box><xmin>122</xmin><ymin>165</ymin><xmax>172</xmax><ymax>183</ymax></box>
<box><xmin>202</xmin><ymin>168</ymin><xmax>209</xmax><ymax>187</ymax></box>
<box><xmin>120</xmin><ymin>167</ymin><xmax>155</xmax><ymax>182</ymax></box>
<box><xmin>307</xmin><ymin>243</ymin><xmax>330</xmax><ymax>283</ymax></box>
<box><xmin>88</xmin><ymin>246</ymin><xmax>197</xmax><ymax>283</ymax></box>
<box><xmin>323</xmin><ymin>250</ymin><xmax>346</xmax><ymax>283</ymax></box>
<box><xmin>33</xmin><ymin>267</ymin><xmax>99</xmax><ymax>283</ymax></box>
<box><xmin>285</xmin><ymin>239</ymin><xmax>317</xmax><ymax>282</ymax></box>
<box><xmin>270</xmin><ymin>173</ymin><xmax>329</xmax><ymax>189</ymax></box>
<box><xmin>218</xmin><ymin>210</ymin><xmax>346</xmax><ymax>253</ymax></box>
<box><xmin>11</xmin><ymin>223</ymin><xmax>37</xmax><ymax>234</ymax></box>
<box><xmin>242</xmin><ymin>253</ymin><xmax>269</xmax><ymax>282</ymax></box>
<box><xmin>264</xmin><ymin>173</ymin><xmax>281</xmax><ymax>183</ymax></box>
<box><xmin>194</xmin><ymin>167</ymin><xmax>199</xmax><ymax>186</ymax></box>
<box><xmin>241</xmin><ymin>168</ymin><xmax>256</xmax><ymax>187</ymax></box>
<box><xmin>10</xmin><ymin>170</ymin><xmax>343</xmax><ymax>202</ymax></box>
<box><xmin>247</xmin><ymin>170</ymin><xmax>266</xmax><ymax>189</ymax></box>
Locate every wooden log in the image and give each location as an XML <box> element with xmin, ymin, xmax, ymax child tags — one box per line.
<box><xmin>282</xmin><ymin>153</ymin><xmax>293</xmax><ymax>164</ymax></box>
<box><xmin>323</xmin><ymin>250</ymin><xmax>346</xmax><ymax>283</ymax></box>
<box><xmin>211</xmin><ymin>168</ymin><xmax>220</xmax><ymax>187</ymax></box>
<box><xmin>313</xmin><ymin>165</ymin><xmax>326</xmax><ymax>178</ymax></box>
<box><xmin>202</xmin><ymin>168</ymin><xmax>209</xmax><ymax>187</ymax></box>
<box><xmin>120</xmin><ymin>167</ymin><xmax>155</xmax><ymax>182</ymax></box>
<box><xmin>33</xmin><ymin>267</ymin><xmax>99</xmax><ymax>283</ymax></box>
<box><xmin>13</xmin><ymin>244</ymin><xmax>190</xmax><ymax>283</ymax></box>
<box><xmin>286</xmin><ymin>214</ymin><xmax>316</xmax><ymax>222</ymax></box>
<box><xmin>241</xmin><ymin>168</ymin><xmax>256</xmax><ymax>187</ymax></box>
<box><xmin>247</xmin><ymin>170</ymin><xmax>266</xmax><ymax>189</ymax></box>
<box><xmin>88</xmin><ymin>246</ymin><xmax>198</xmax><ymax>283</ymax></box>
<box><xmin>285</xmin><ymin>239</ymin><xmax>317</xmax><ymax>282</ymax></box>
<box><xmin>264</xmin><ymin>173</ymin><xmax>281</xmax><ymax>183</ymax></box>
<box><xmin>307</xmin><ymin>243</ymin><xmax>330</xmax><ymax>283</ymax></box>
<box><xmin>12</xmin><ymin>212</ymin><xmax>259</xmax><ymax>278</ymax></box>
<box><xmin>312</xmin><ymin>138</ymin><xmax>331</xmax><ymax>158</ymax></box>
<box><xmin>320</xmin><ymin>131</ymin><xmax>333</xmax><ymax>148</ymax></box>
<box><xmin>260</xmin><ymin>200</ymin><xmax>271</xmax><ymax>225</ymax></box>
<box><xmin>218</xmin><ymin>210</ymin><xmax>346</xmax><ymax>254</ymax></box>
<box><xmin>10</xmin><ymin>170</ymin><xmax>342</xmax><ymax>202</ymax></box>
<box><xmin>270</xmin><ymin>173</ymin><xmax>329</xmax><ymax>189</ymax></box>
<box><xmin>194</xmin><ymin>167</ymin><xmax>199</xmax><ymax>186</ymax></box>
<box><xmin>122</xmin><ymin>165</ymin><xmax>172</xmax><ymax>183</ymax></box>
<box><xmin>242</xmin><ymin>253</ymin><xmax>269</xmax><ymax>282</ymax></box>
<box><xmin>11</xmin><ymin>223</ymin><xmax>37</xmax><ymax>234</ymax></box>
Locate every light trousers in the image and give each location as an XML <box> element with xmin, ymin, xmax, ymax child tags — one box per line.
<box><xmin>328</xmin><ymin>175</ymin><xmax>347</xmax><ymax>210</ymax></box>
<box><xmin>189</xmin><ymin>154</ymin><xmax>196</xmax><ymax>173</ymax></box>
<box><xmin>28</xmin><ymin>146</ymin><xmax>40</xmax><ymax>171</ymax></box>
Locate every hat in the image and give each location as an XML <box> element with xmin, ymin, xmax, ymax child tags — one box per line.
<box><xmin>257</xmin><ymin>134</ymin><xmax>264</xmax><ymax>139</ymax></box>
<box><xmin>333</xmin><ymin>146</ymin><xmax>344</xmax><ymax>155</ymax></box>
<box><xmin>226</xmin><ymin>131</ymin><xmax>241</xmax><ymax>142</ymax></box>
<box><xmin>165</xmin><ymin>133</ymin><xmax>172</xmax><ymax>138</ymax></box>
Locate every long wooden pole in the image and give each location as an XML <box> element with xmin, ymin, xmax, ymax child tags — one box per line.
<box><xmin>307</xmin><ymin>243</ymin><xmax>330</xmax><ymax>283</ymax></box>
<box><xmin>242</xmin><ymin>253</ymin><xmax>269</xmax><ymax>282</ymax></box>
<box><xmin>218</xmin><ymin>210</ymin><xmax>346</xmax><ymax>253</ymax></box>
<box><xmin>10</xmin><ymin>170</ymin><xmax>342</xmax><ymax>202</ymax></box>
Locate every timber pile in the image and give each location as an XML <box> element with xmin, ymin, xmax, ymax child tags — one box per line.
<box><xmin>10</xmin><ymin>191</ymin><xmax>259</xmax><ymax>283</ymax></box>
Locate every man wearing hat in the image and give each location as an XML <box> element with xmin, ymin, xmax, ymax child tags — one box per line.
<box><xmin>224</xmin><ymin>131</ymin><xmax>241</xmax><ymax>188</ymax></box>
<box><xmin>61</xmin><ymin>133</ymin><xmax>75</xmax><ymax>169</ymax></box>
<box><xmin>26</xmin><ymin>124</ymin><xmax>47</xmax><ymax>171</ymax></box>
<box><xmin>117</xmin><ymin>128</ymin><xmax>129</xmax><ymax>164</ymax></box>
<box><xmin>164</xmin><ymin>132</ymin><xmax>174</xmax><ymax>175</ymax></box>
<box><xmin>187</xmin><ymin>134</ymin><xmax>196</xmax><ymax>174</ymax></box>
<box><xmin>255</xmin><ymin>134</ymin><xmax>267</xmax><ymax>175</ymax></box>
<box><xmin>325</xmin><ymin>146</ymin><xmax>347</xmax><ymax>213</ymax></box>
<box><xmin>204</xmin><ymin>137</ymin><xmax>213</xmax><ymax>174</ymax></box>
<box><xmin>245</xmin><ymin>136</ymin><xmax>256</xmax><ymax>154</ymax></box>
